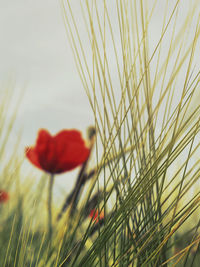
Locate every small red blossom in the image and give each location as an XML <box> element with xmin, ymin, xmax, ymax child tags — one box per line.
<box><xmin>25</xmin><ymin>129</ymin><xmax>90</xmax><ymax>174</ymax></box>
<box><xmin>0</xmin><ymin>190</ymin><xmax>9</xmax><ymax>203</ymax></box>
<box><xmin>89</xmin><ymin>209</ymin><xmax>104</xmax><ymax>223</ymax></box>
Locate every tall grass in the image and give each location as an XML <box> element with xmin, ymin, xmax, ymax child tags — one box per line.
<box><xmin>1</xmin><ymin>0</ymin><xmax>200</xmax><ymax>266</ymax></box>
<box><xmin>60</xmin><ymin>0</ymin><xmax>200</xmax><ymax>266</ymax></box>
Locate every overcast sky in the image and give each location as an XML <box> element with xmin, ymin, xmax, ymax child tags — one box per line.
<box><xmin>0</xmin><ymin>0</ymin><xmax>94</xmax><ymax>147</ymax></box>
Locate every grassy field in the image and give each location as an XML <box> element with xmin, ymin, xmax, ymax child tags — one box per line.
<box><xmin>1</xmin><ymin>0</ymin><xmax>200</xmax><ymax>266</ymax></box>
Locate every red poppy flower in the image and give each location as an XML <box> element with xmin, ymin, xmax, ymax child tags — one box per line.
<box><xmin>89</xmin><ymin>209</ymin><xmax>104</xmax><ymax>223</ymax></box>
<box><xmin>25</xmin><ymin>129</ymin><xmax>90</xmax><ymax>174</ymax></box>
<box><xmin>0</xmin><ymin>190</ymin><xmax>9</xmax><ymax>203</ymax></box>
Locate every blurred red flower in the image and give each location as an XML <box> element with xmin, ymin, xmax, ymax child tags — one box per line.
<box><xmin>0</xmin><ymin>190</ymin><xmax>9</xmax><ymax>203</ymax></box>
<box><xmin>25</xmin><ymin>129</ymin><xmax>90</xmax><ymax>174</ymax></box>
<box><xmin>89</xmin><ymin>209</ymin><xmax>104</xmax><ymax>223</ymax></box>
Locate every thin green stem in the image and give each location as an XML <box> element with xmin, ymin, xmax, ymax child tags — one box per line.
<box><xmin>48</xmin><ymin>174</ymin><xmax>54</xmax><ymax>244</ymax></box>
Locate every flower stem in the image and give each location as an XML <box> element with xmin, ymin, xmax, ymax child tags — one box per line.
<box><xmin>48</xmin><ymin>174</ymin><xmax>54</xmax><ymax>244</ymax></box>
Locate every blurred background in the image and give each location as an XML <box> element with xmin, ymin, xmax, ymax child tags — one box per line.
<box><xmin>0</xmin><ymin>0</ymin><xmax>93</xmax><ymax>145</ymax></box>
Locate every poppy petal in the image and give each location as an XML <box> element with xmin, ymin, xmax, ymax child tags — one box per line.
<box><xmin>89</xmin><ymin>209</ymin><xmax>104</xmax><ymax>223</ymax></box>
<box><xmin>35</xmin><ymin>129</ymin><xmax>57</xmax><ymax>173</ymax></box>
<box><xmin>54</xmin><ymin>130</ymin><xmax>90</xmax><ymax>173</ymax></box>
<box><xmin>55</xmin><ymin>130</ymin><xmax>85</xmax><ymax>144</ymax></box>
<box><xmin>25</xmin><ymin>147</ymin><xmax>42</xmax><ymax>170</ymax></box>
<box><xmin>0</xmin><ymin>190</ymin><xmax>9</xmax><ymax>203</ymax></box>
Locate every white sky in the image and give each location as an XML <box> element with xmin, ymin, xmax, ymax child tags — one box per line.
<box><xmin>0</xmin><ymin>0</ymin><xmax>94</xmax><ymax>146</ymax></box>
